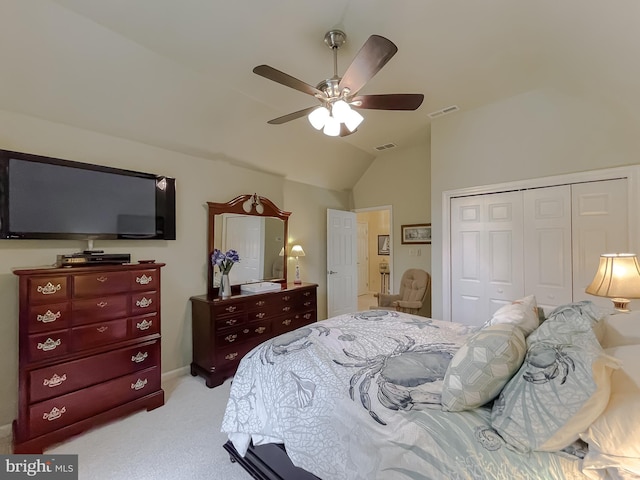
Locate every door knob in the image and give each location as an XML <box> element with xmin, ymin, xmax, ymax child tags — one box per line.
<box><xmin>328</xmin><ymin>270</ymin><xmax>338</xmax><ymax>275</ymax></box>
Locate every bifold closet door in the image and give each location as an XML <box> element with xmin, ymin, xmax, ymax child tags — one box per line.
<box><xmin>523</xmin><ymin>186</ymin><xmax>573</xmax><ymax>313</ymax></box>
<box><xmin>571</xmin><ymin>178</ymin><xmax>628</xmax><ymax>305</ymax></box>
<box><xmin>450</xmin><ymin>192</ymin><xmax>524</xmax><ymax>326</ymax></box>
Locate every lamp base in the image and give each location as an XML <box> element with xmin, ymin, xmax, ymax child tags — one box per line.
<box><xmin>294</xmin><ymin>263</ymin><xmax>301</xmax><ymax>284</ymax></box>
<box><xmin>611</xmin><ymin>297</ymin><xmax>631</xmax><ymax>312</ymax></box>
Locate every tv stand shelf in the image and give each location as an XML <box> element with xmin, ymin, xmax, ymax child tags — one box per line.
<box><xmin>12</xmin><ymin>263</ymin><xmax>165</xmax><ymax>453</ymax></box>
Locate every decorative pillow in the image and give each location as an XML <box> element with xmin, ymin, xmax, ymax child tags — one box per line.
<box><xmin>490</xmin><ymin>303</ymin><xmax>620</xmax><ymax>452</ymax></box>
<box><xmin>441</xmin><ymin>324</ymin><xmax>526</xmax><ymax>411</ymax></box>
<box><xmin>483</xmin><ymin>295</ymin><xmax>540</xmax><ymax>336</ymax></box>
<box><xmin>579</xmin><ymin>345</ymin><xmax>640</xmax><ymax>475</ymax></box>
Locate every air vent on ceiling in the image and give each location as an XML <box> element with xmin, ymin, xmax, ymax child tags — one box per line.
<box><xmin>374</xmin><ymin>143</ymin><xmax>397</xmax><ymax>152</ymax></box>
<box><xmin>427</xmin><ymin>105</ymin><xmax>459</xmax><ymax>119</ymax></box>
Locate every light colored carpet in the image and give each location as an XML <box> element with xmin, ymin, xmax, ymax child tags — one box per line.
<box><xmin>44</xmin><ymin>375</ymin><xmax>252</xmax><ymax>480</ymax></box>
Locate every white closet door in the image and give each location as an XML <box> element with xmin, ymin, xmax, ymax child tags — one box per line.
<box><xmin>523</xmin><ymin>186</ymin><xmax>573</xmax><ymax>314</ymax></box>
<box><xmin>572</xmin><ymin>179</ymin><xmax>628</xmax><ymax>306</ymax></box>
<box><xmin>451</xmin><ymin>192</ymin><xmax>524</xmax><ymax>326</ymax></box>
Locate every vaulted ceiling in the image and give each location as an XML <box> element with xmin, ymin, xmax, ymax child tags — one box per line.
<box><xmin>1</xmin><ymin>1</ymin><xmax>638</xmax><ymax>191</ymax></box>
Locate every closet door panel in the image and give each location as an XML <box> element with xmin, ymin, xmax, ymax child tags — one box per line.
<box><xmin>572</xmin><ymin>179</ymin><xmax>628</xmax><ymax>305</ymax></box>
<box><xmin>524</xmin><ymin>186</ymin><xmax>572</xmax><ymax>313</ymax></box>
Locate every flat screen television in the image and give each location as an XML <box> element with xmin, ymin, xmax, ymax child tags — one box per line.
<box><xmin>0</xmin><ymin>149</ymin><xmax>176</xmax><ymax>240</ymax></box>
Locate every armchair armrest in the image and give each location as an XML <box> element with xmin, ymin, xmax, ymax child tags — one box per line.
<box><xmin>377</xmin><ymin>293</ymin><xmax>402</xmax><ymax>307</ymax></box>
<box><xmin>394</xmin><ymin>300</ymin><xmax>422</xmax><ymax>309</ymax></box>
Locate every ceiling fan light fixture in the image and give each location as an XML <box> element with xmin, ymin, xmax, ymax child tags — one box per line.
<box><xmin>331</xmin><ymin>100</ymin><xmax>351</xmax><ymax>123</ymax></box>
<box><xmin>308</xmin><ymin>106</ymin><xmax>330</xmax><ymax>130</ymax></box>
<box><xmin>344</xmin><ymin>109</ymin><xmax>364</xmax><ymax>132</ymax></box>
<box><xmin>323</xmin><ymin>116</ymin><xmax>341</xmax><ymax>136</ymax></box>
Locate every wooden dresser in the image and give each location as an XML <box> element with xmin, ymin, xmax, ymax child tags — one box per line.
<box><xmin>190</xmin><ymin>282</ymin><xmax>317</xmax><ymax>388</ymax></box>
<box><xmin>12</xmin><ymin>263</ymin><xmax>165</xmax><ymax>453</ymax></box>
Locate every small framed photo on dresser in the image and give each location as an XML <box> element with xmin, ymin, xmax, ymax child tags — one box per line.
<box><xmin>401</xmin><ymin>223</ymin><xmax>431</xmax><ymax>244</ymax></box>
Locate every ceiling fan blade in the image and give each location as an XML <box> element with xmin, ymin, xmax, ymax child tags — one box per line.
<box><xmin>267</xmin><ymin>106</ymin><xmax>318</xmax><ymax>125</ymax></box>
<box><xmin>338</xmin><ymin>35</ymin><xmax>398</xmax><ymax>95</ymax></box>
<box><xmin>253</xmin><ymin>65</ymin><xmax>324</xmax><ymax>97</ymax></box>
<box><xmin>339</xmin><ymin>124</ymin><xmax>356</xmax><ymax>137</ymax></box>
<box><xmin>351</xmin><ymin>94</ymin><xmax>424</xmax><ymax>111</ymax></box>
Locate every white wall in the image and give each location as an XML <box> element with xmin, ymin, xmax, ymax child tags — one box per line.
<box><xmin>431</xmin><ymin>87</ymin><xmax>640</xmax><ymax>320</ymax></box>
<box><xmin>0</xmin><ymin>109</ymin><xmax>347</xmax><ymax>427</ymax></box>
<box><xmin>352</xmin><ymin>142</ymin><xmax>431</xmax><ymax>315</ymax></box>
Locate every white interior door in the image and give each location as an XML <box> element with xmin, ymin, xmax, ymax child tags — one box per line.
<box><xmin>222</xmin><ymin>214</ymin><xmax>264</xmax><ymax>284</ymax></box>
<box><xmin>357</xmin><ymin>222</ymin><xmax>369</xmax><ymax>295</ymax></box>
<box><xmin>523</xmin><ymin>186</ymin><xmax>573</xmax><ymax>313</ymax></box>
<box><xmin>572</xmin><ymin>178</ymin><xmax>628</xmax><ymax>306</ymax></box>
<box><xmin>327</xmin><ymin>209</ymin><xmax>358</xmax><ymax>317</ymax></box>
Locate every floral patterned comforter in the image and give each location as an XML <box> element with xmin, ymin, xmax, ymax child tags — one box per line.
<box><xmin>221</xmin><ymin>310</ymin><xmax>595</xmax><ymax>480</ymax></box>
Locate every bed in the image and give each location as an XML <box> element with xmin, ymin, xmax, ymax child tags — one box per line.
<box><xmin>221</xmin><ymin>299</ymin><xmax>640</xmax><ymax>480</ymax></box>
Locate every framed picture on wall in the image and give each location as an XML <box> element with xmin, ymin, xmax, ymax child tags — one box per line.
<box><xmin>378</xmin><ymin>235</ymin><xmax>390</xmax><ymax>255</ymax></box>
<box><xmin>401</xmin><ymin>223</ymin><xmax>431</xmax><ymax>244</ymax></box>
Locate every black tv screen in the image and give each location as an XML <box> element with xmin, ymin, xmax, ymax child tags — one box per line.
<box><xmin>0</xmin><ymin>149</ymin><xmax>176</xmax><ymax>240</ymax></box>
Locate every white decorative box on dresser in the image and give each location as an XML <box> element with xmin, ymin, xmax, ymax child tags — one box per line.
<box><xmin>12</xmin><ymin>263</ymin><xmax>165</xmax><ymax>453</ymax></box>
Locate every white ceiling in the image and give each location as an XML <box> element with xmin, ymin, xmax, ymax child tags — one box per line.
<box><xmin>1</xmin><ymin>1</ymin><xmax>639</xmax><ymax>191</ymax></box>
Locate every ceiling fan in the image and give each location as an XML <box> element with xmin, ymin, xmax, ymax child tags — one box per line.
<box><xmin>253</xmin><ymin>30</ymin><xmax>424</xmax><ymax>137</ymax></box>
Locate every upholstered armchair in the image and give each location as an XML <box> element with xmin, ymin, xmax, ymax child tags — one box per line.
<box><xmin>372</xmin><ymin>268</ymin><xmax>431</xmax><ymax>315</ymax></box>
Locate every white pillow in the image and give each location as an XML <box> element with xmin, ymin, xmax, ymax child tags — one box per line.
<box><xmin>581</xmin><ymin>345</ymin><xmax>640</xmax><ymax>471</ymax></box>
<box><xmin>601</xmin><ymin>313</ymin><xmax>640</xmax><ymax>348</ymax></box>
<box><xmin>483</xmin><ymin>295</ymin><xmax>539</xmax><ymax>336</ymax></box>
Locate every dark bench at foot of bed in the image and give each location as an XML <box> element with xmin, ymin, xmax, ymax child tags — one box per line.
<box><xmin>223</xmin><ymin>440</ymin><xmax>321</xmax><ymax>480</ymax></box>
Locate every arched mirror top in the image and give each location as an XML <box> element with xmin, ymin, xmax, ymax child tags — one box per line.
<box><xmin>206</xmin><ymin>194</ymin><xmax>291</xmax><ymax>298</ymax></box>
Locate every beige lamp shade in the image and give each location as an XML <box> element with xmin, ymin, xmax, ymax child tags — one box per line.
<box><xmin>586</xmin><ymin>253</ymin><xmax>640</xmax><ymax>311</ymax></box>
<box><xmin>291</xmin><ymin>245</ymin><xmax>305</xmax><ymax>257</ymax></box>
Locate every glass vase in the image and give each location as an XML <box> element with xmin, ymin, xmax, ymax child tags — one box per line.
<box><xmin>220</xmin><ymin>273</ymin><xmax>232</xmax><ymax>298</ymax></box>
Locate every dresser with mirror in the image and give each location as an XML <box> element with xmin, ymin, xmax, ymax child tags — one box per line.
<box><xmin>190</xmin><ymin>194</ymin><xmax>318</xmax><ymax>387</ymax></box>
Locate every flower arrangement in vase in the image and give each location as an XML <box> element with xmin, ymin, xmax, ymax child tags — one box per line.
<box><xmin>211</xmin><ymin>248</ymin><xmax>240</xmax><ymax>298</ymax></box>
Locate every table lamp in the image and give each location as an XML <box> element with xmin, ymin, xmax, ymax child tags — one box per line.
<box><xmin>291</xmin><ymin>244</ymin><xmax>305</xmax><ymax>284</ymax></box>
<box><xmin>585</xmin><ymin>253</ymin><xmax>640</xmax><ymax>312</ymax></box>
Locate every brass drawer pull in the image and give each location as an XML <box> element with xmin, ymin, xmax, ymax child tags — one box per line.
<box><xmin>225</xmin><ymin>352</ymin><xmax>238</xmax><ymax>361</ymax></box>
<box><xmin>282</xmin><ymin>306</ymin><xmax>291</xmax><ymax>312</ymax></box>
<box><xmin>303</xmin><ymin>291</ymin><xmax>311</xmax><ymax>297</ymax></box>
<box><xmin>255</xmin><ymin>300</ymin><xmax>266</xmax><ymax>307</ymax></box>
<box><xmin>96</xmin><ymin>326</ymin><xmax>109</xmax><ymax>333</ymax></box>
<box><xmin>225</xmin><ymin>334</ymin><xmax>237</xmax><ymax>343</ymax></box>
<box><xmin>136</xmin><ymin>319</ymin><xmax>153</xmax><ymax>331</ymax></box>
<box><xmin>43</xmin><ymin>373</ymin><xmax>67</xmax><ymax>388</ymax></box>
<box><xmin>256</xmin><ymin>312</ymin><xmax>266</xmax><ymax>319</ymax></box>
<box><xmin>43</xmin><ymin>406</ymin><xmax>66</xmax><ymax>421</ymax></box>
<box><xmin>131</xmin><ymin>378</ymin><xmax>148</xmax><ymax>391</ymax></box>
<box><xmin>282</xmin><ymin>319</ymin><xmax>292</xmax><ymax>326</ymax></box>
<box><xmin>37</xmin><ymin>310</ymin><xmax>61</xmax><ymax>323</ymax></box>
<box><xmin>304</xmin><ymin>313</ymin><xmax>312</xmax><ymax>320</ymax></box>
<box><xmin>136</xmin><ymin>297</ymin><xmax>153</xmax><ymax>308</ymax></box>
<box><xmin>225</xmin><ymin>306</ymin><xmax>237</xmax><ymax>313</ymax></box>
<box><xmin>131</xmin><ymin>352</ymin><xmax>148</xmax><ymax>363</ymax></box>
<box><xmin>282</xmin><ymin>295</ymin><xmax>291</xmax><ymax>301</ymax></box>
<box><xmin>37</xmin><ymin>338</ymin><xmax>61</xmax><ymax>351</ymax></box>
<box><xmin>255</xmin><ymin>326</ymin><xmax>266</xmax><ymax>334</ymax></box>
<box><xmin>304</xmin><ymin>301</ymin><xmax>311</xmax><ymax>307</ymax></box>
<box><xmin>37</xmin><ymin>282</ymin><xmax>61</xmax><ymax>296</ymax></box>
<box><xmin>136</xmin><ymin>274</ymin><xmax>153</xmax><ymax>285</ymax></box>
<box><xmin>96</xmin><ymin>276</ymin><xmax>108</xmax><ymax>283</ymax></box>
<box><xmin>97</xmin><ymin>301</ymin><xmax>108</xmax><ymax>308</ymax></box>
<box><xmin>225</xmin><ymin>319</ymin><xmax>237</xmax><ymax>326</ymax></box>
<box><xmin>243</xmin><ymin>329</ymin><xmax>249</xmax><ymax>333</ymax></box>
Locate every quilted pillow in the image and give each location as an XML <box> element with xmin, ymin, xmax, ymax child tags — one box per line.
<box><xmin>483</xmin><ymin>295</ymin><xmax>539</xmax><ymax>336</ymax></box>
<box><xmin>491</xmin><ymin>302</ymin><xmax>620</xmax><ymax>452</ymax></box>
<box><xmin>441</xmin><ymin>324</ymin><xmax>526</xmax><ymax>412</ymax></box>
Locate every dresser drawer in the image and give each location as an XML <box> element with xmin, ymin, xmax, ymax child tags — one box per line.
<box><xmin>216</xmin><ymin>320</ymin><xmax>271</xmax><ymax>346</ymax></box>
<box><xmin>213</xmin><ymin>300</ymin><xmax>246</xmax><ymax>317</ymax></box>
<box><xmin>30</xmin><ymin>341</ymin><xmax>160</xmax><ymax>403</ymax></box>
<box><xmin>28</xmin><ymin>276</ymin><xmax>68</xmax><ymax>304</ymax></box>
<box><xmin>73</xmin><ymin>271</ymin><xmax>130</xmax><ymax>297</ymax></box>
<box><xmin>272</xmin><ymin>310</ymin><xmax>316</xmax><ymax>336</ymax></box>
<box><xmin>28</xmin><ymin>330</ymin><xmax>70</xmax><ymax>362</ymax></box>
<box><xmin>130</xmin><ymin>270</ymin><xmax>159</xmax><ymax>291</ymax></box>
<box><xmin>28</xmin><ymin>366</ymin><xmax>160</xmax><ymax>438</ymax></box>
<box><xmin>215</xmin><ymin>313</ymin><xmax>248</xmax><ymax>331</ymax></box>
<box><xmin>72</xmin><ymin>295</ymin><xmax>128</xmax><ymax>326</ymax></box>
<box><xmin>27</xmin><ymin>302</ymin><xmax>70</xmax><ymax>333</ymax></box>
<box><xmin>131</xmin><ymin>291</ymin><xmax>158</xmax><ymax>316</ymax></box>
<box><xmin>216</xmin><ymin>340</ymin><xmax>262</xmax><ymax>367</ymax></box>
<box><xmin>72</xmin><ymin>318</ymin><xmax>128</xmax><ymax>351</ymax></box>
<box><xmin>129</xmin><ymin>313</ymin><xmax>159</xmax><ymax>338</ymax></box>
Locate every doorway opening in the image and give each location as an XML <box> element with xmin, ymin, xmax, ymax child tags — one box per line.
<box><xmin>355</xmin><ymin>206</ymin><xmax>392</xmax><ymax>311</ymax></box>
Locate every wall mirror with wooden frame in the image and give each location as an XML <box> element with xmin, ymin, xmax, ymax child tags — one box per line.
<box><xmin>206</xmin><ymin>194</ymin><xmax>291</xmax><ymax>298</ymax></box>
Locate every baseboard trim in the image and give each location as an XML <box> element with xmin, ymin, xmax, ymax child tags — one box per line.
<box><xmin>161</xmin><ymin>366</ymin><xmax>189</xmax><ymax>383</ymax></box>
